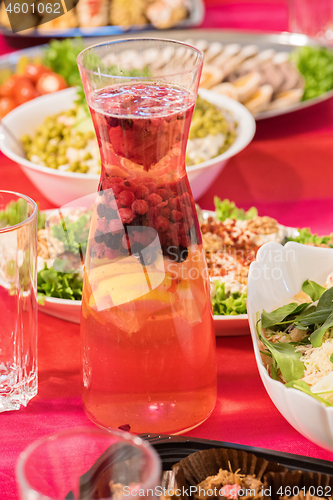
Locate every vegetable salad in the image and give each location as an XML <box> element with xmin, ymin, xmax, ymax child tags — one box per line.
<box><xmin>21</xmin><ymin>95</ymin><xmax>238</xmax><ymax>174</ymax></box>
<box><xmin>257</xmin><ymin>277</ymin><xmax>333</xmax><ymax>407</ymax></box>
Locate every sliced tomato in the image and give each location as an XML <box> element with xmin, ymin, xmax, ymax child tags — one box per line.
<box><xmin>13</xmin><ymin>77</ymin><xmax>39</xmax><ymax>105</ymax></box>
<box><xmin>0</xmin><ymin>97</ymin><xmax>16</xmax><ymax>117</ymax></box>
<box><xmin>0</xmin><ymin>75</ymin><xmax>20</xmax><ymax>98</ymax></box>
<box><xmin>36</xmin><ymin>73</ymin><xmax>67</xmax><ymax>94</ymax></box>
<box><xmin>24</xmin><ymin>63</ymin><xmax>51</xmax><ymax>83</ymax></box>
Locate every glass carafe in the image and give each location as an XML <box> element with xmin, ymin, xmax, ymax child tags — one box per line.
<box><xmin>77</xmin><ymin>38</ymin><xmax>217</xmax><ymax>434</ymax></box>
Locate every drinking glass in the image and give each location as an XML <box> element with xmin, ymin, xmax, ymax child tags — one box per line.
<box><xmin>0</xmin><ymin>190</ymin><xmax>38</xmax><ymax>411</ymax></box>
<box><xmin>77</xmin><ymin>38</ymin><xmax>217</xmax><ymax>434</ymax></box>
<box><xmin>288</xmin><ymin>0</ymin><xmax>333</xmax><ymax>39</ymax></box>
<box><xmin>16</xmin><ymin>427</ymin><xmax>161</xmax><ymax>500</ymax></box>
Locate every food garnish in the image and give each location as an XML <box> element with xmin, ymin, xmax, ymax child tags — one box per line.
<box><xmin>257</xmin><ymin>278</ymin><xmax>333</xmax><ymax>406</ymax></box>
<box><xmin>291</xmin><ymin>46</ymin><xmax>333</xmax><ymax>100</ymax></box>
<box><xmin>37</xmin><ymin>263</ymin><xmax>83</xmax><ymax>303</ymax></box>
<box><xmin>286</xmin><ymin>227</ymin><xmax>333</xmax><ymax>247</ymax></box>
<box><xmin>214</xmin><ymin>197</ymin><xmax>257</xmax><ymax>222</ymax></box>
<box><xmin>212</xmin><ymin>281</ymin><xmax>247</xmax><ymax>316</ymax></box>
<box><xmin>0</xmin><ymin>198</ymin><xmax>45</xmax><ymax>229</ymax></box>
<box><xmin>42</xmin><ymin>38</ymin><xmax>84</xmax><ymax>88</ymax></box>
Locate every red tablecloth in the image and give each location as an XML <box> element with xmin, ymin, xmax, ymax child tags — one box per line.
<box><xmin>2</xmin><ymin>2</ymin><xmax>333</xmax><ymax>498</ymax></box>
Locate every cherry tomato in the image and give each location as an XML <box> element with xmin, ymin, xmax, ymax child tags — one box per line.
<box><xmin>24</xmin><ymin>63</ymin><xmax>51</xmax><ymax>83</ymax></box>
<box><xmin>13</xmin><ymin>77</ymin><xmax>38</xmax><ymax>105</ymax></box>
<box><xmin>36</xmin><ymin>73</ymin><xmax>67</xmax><ymax>95</ymax></box>
<box><xmin>0</xmin><ymin>75</ymin><xmax>20</xmax><ymax>98</ymax></box>
<box><xmin>0</xmin><ymin>97</ymin><xmax>16</xmax><ymax>118</ymax></box>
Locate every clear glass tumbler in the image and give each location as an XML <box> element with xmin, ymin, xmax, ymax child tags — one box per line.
<box><xmin>288</xmin><ymin>0</ymin><xmax>333</xmax><ymax>38</ymax></box>
<box><xmin>16</xmin><ymin>427</ymin><xmax>162</xmax><ymax>500</ymax></box>
<box><xmin>77</xmin><ymin>39</ymin><xmax>217</xmax><ymax>435</ymax></box>
<box><xmin>0</xmin><ymin>190</ymin><xmax>38</xmax><ymax>411</ymax></box>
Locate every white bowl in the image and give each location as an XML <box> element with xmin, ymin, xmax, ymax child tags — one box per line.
<box><xmin>247</xmin><ymin>241</ymin><xmax>333</xmax><ymax>452</ymax></box>
<box><xmin>0</xmin><ymin>87</ymin><xmax>255</xmax><ymax>206</ymax></box>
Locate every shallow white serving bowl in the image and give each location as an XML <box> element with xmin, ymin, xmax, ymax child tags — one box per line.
<box><xmin>247</xmin><ymin>241</ymin><xmax>333</xmax><ymax>452</ymax></box>
<box><xmin>0</xmin><ymin>87</ymin><xmax>255</xmax><ymax>206</ymax></box>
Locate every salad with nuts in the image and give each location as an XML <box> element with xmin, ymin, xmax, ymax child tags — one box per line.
<box><xmin>2</xmin><ymin>198</ymin><xmax>330</xmax><ymax>318</ymax></box>
<box><xmin>34</xmin><ymin>200</ymin><xmax>333</xmax><ymax>318</ymax></box>
<box><xmin>199</xmin><ymin>198</ymin><xmax>333</xmax><ymax>316</ymax></box>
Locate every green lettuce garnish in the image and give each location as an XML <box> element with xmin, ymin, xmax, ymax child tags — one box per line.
<box><xmin>257</xmin><ymin>312</ymin><xmax>305</xmax><ymax>383</ymax></box>
<box><xmin>214</xmin><ymin>197</ymin><xmax>257</xmax><ymax>222</ymax></box>
<box><xmin>302</xmin><ymin>279</ymin><xmax>326</xmax><ymax>302</ymax></box>
<box><xmin>291</xmin><ymin>46</ymin><xmax>333</xmax><ymax>101</ymax></box>
<box><xmin>43</xmin><ymin>38</ymin><xmax>85</xmax><ymax>87</ymax></box>
<box><xmin>286</xmin><ymin>380</ymin><xmax>333</xmax><ymax>407</ymax></box>
<box><xmin>51</xmin><ymin>213</ymin><xmax>90</xmax><ymax>255</ymax></box>
<box><xmin>212</xmin><ymin>281</ymin><xmax>247</xmax><ymax>316</ymax></box>
<box><xmin>0</xmin><ymin>199</ymin><xmax>45</xmax><ymax>230</ymax></box>
<box><xmin>286</xmin><ymin>227</ymin><xmax>333</xmax><ymax>246</ymax></box>
<box><xmin>37</xmin><ymin>263</ymin><xmax>83</xmax><ymax>303</ymax></box>
<box><xmin>257</xmin><ymin>278</ymin><xmax>333</xmax><ymax>405</ymax></box>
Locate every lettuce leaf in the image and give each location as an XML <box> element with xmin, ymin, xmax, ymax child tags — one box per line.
<box><xmin>37</xmin><ymin>263</ymin><xmax>83</xmax><ymax>302</ymax></box>
<box><xmin>214</xmin><ymin>197</ymin><xmax>257</xmax><ymax>222</ymax></box>
<box><xmin>257</xmin><ymin>314</ymin><xmax>304</xmax><ymax>382</ymax></box>
<box><xmin>212</xmin><ymin>281</ymin><xmax>247</xmax><ymax>316</ymax></box>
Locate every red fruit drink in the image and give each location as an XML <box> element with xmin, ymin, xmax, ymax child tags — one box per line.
<box><xmin>81</xmin><ymin>83</ymin><xmax>216</xmax><ymax>434</ymax></box>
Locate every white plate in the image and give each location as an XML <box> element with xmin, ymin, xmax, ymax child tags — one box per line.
<box><xmin>39</xmin><ymin>297</ymin><xmax>251</xmax><ymax>335</ymax></box>
<box><xmin>38</xmin><ymin>209</ymin><xmax>297</xmax><ymax>336</ymax></box>
<box><xmin>39</xmin><ymin>296</ymin><xmax>82</xmax><ymax>324</ymax></box>
<box><xmin>39</xmin><ymin>298</ymin><xmax>251</xmax><ymax>335</ymax></box>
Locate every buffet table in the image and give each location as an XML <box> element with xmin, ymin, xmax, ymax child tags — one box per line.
<box><xmin>2</xmin><ymin>1</ymin><xmax>333</xmax><ymax>498</ymax></box>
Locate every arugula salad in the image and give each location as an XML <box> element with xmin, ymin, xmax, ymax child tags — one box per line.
<box><xmin>257</xmin><ymin>277</ymin><xmax>333</xmax><ymax>407</ymax></box>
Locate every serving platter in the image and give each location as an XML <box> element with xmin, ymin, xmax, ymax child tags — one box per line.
<box><xmin>37</xmin><ymin>206</ymin><xmax>252</xmax><ymax>335</ymax></box>
<box><xmin>39</xmin><ymin>296</ymin><xmax>250</xmax><ymax>336</ymax></box>
<box><xmin>38</xmin><ymin>206</ymin><xmax>299</xmax><ymax>337</ymax></box>
<box><xmin>0</xmin><ymin>0</ymin><xmax>204</xmax><ymax>38</ymax></box>
<box><xmin>64</xmin><ymin>432</ymin><xmax>333</xmax><ymax>499</ymax></box>
<box><xmin>140</xmin><ymin>433</ymin><xmax>333</xmax><ymax>474</ymax></box>
<box><xmin>0</xmin><ymin>30</ymin><xmax>332</xmax><ymax>120</ymax></box>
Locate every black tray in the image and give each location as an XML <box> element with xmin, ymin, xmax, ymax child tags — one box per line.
<box><xmin>139</xmin><ymin>434</ymin><xmax>333</xmax><ymax>475</ymax></box>
<box><xmin>66</xmin><ymin>434</ymin><xmax>333</xmax><ymax>498</ymax></box>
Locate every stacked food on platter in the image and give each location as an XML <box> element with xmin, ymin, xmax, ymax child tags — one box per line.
<box><xmin>187</xmin><ymin>38</ymin><xmax>333</xmax><ymax>114</ymax></box>
<box><xmin>1</xmin><ymin>37</ymin><xmax>333</xmax><ymax>119</ymax></box>
<box><xmin>0</xmin><ymin>0</ymin><xmax>193</xmax><ymax>32</ymax></box>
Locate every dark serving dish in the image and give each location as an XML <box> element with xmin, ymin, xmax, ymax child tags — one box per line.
<box><xmin>65</xmin><ymin>433</ymin><xmax>333</xmax><ymax>499</ymax></box>
<box><xmin>140</xmin><ymin>434</ymin><xmax>333</xmax><ymax>475</ymax></box>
